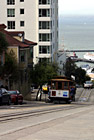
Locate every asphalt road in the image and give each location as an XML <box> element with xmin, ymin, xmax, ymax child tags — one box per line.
<box><xmin>0</xmin><ymin>104</ymin><xmax>94</xmax><ymax>140</ymax></box>
<box><xmin>0</xmin><ymin>88</ymin><xmax>94</xmax><ymax>140</ymax></box>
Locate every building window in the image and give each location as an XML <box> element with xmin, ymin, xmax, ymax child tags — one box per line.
<box><xmin>39</xmin><ymin>46</ymin><xmax>50</xmax><ymax>54</ymax></box>
<box><xmin>53</xmin><ymin>31</ymin><xmax>54</xmax><ymax>38</ymax></box>
<box><xmin>7</xmin><ymin>0</ymin><xmax>15</xmax><ymax>5</ymax></box>
<box><xmin>20</xmin><ymin>0</ymin><xmax>24</xmax><ymax>2</ymax></box>
<box><xmin>39</xmin><ymin>9</ymin><xmax>50</xmax><ymax>17</ymax></box>
<box><xmin>39</xmin><ymin>0</ymin><xmax>50</xmax><ymax>4</ymax></box>
<box><xmin>0</xmin><ymin>55</ymin><xmax>4</xmax><ymax>66</ymax></box>
<box><xmin>20</xmin><ymin>21</ymin><xmax>24</xmax><ymax>26</ymax></box>
<box><xmin>53</xmin><ymin>43</ymin><xmax>54</xmax><ymax>48</ymax></box>
<box><xmin>53</xmin><ymin>8</ymin><xmax>54</xmax><ymax>14</ymax></box>
<box><xmin>53</xmin><ymin>20</ymin><xmax>54</xmax><ymax>26</ymax></box>
<box><xmin>39</xmin><ymin>58</ymin><xmax>50</xmax><ymax>63</ymax></box>
<box><xmin>30</xmin><ymin>48</ymin><xmax>33</xmax><ymax>58</ymax></box>
<box><xmin>20</xmin><ymin>9</ymin><xmax>24</xmax><ymax>14</ymax></box>
<box><xmin>39</xmin><ymin>33</ymin><xmax>52</xmax><ymax>41</ymax></box>
<box><xmin>7</xmin><ymin>9</ymin><xmax>15</xmax><ymax>17</ymax></box>
<box><xmin>39</xmin><ymin>21</ymin><xmax>52</xmax><ymax>29</ymax></box>
<box><xmin>7</xmin><ymin>21</ymin><xmax>15</xmax><ymax>29</ymax></box>
<box><xmin>20</xmin><ymin>51</ymin><xmax>26</xmax><ymax>62</ymax></box>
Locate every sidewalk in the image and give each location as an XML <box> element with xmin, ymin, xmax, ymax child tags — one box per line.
<box><xmin>24</xmin><ymin>89</ymin><xmax>49</xmax><ymax>102</ymax></box>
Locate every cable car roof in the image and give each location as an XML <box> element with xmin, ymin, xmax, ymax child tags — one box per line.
<box><xmin>51</xmin><ymin>79</ymin><xmax>72</xmax><ymax>82</ymax></box>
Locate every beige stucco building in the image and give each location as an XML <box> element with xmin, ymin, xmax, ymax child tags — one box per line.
<box><xmin>0</xmin><ymin>24</ymin><xmax>37</xmax><ymax>94</ymax></box>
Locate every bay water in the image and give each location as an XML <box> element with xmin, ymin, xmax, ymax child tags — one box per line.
<box><xmin>59</xmin><ymin>15</ymin><xmax>94</xmax><ymax>67</ymax></box>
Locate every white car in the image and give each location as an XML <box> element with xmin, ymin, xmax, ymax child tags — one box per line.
<box><xmin>84</xmin><ymin>81</ymin><xmax>93</xmax><ymax>89</ymax></box>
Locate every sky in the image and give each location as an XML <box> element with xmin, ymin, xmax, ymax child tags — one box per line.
<box><xmin>59</xmin><ymin>0</ymin><xmax>94</xmax><ymax>15</ymax></box>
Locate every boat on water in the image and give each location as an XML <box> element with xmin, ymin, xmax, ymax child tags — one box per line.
<box><xmin>67</xmin><ymin>52</ymin><xmax>78</xmax><ymax>59</ymax></box>
<box><xmin>84</xmin><ymin>53</ymin><xmax>94</xmax><ymax>61</ymax></box>
<box><xmin>81</xmin><ymin>64</ymin><xmax>90</xmax><ymax>71</ymax></box>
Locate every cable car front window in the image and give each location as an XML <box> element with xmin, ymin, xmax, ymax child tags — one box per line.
<box><xmin>64</xmin><ymin>82</ymin><xmax>68</xmax><ymax>89</ymax></box>
<box><xmin>58</xmin><ymin>82</ymin><xmax>62</xmax><ymax>90</ymax></box>
<box><xmin>52</xmin><ymin>82</ymin><xmax>56</xmax><ymax>89</ymax></box>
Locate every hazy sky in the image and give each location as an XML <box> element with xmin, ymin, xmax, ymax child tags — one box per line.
<box><xmin>59</xmin><ymin>0</ymin><xmax>94</xmax><ymax>15</ymax></box>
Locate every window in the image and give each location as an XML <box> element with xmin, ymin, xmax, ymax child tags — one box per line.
<box><xmin>39</xmin><ymin>33</ymin><xmax>52</xmax><ymax>41</ymax></box>
<box><xmin>7</xmin><ymin>9</ymin><xmax>15</xmax><ymax>17</ymax></box>
<box><xmin>39</xmin><ymin>9</ymin><xmax>50</xmax><ymax>17</ymax></box>
<box><xmin>20</xmin><ymin>0</ymin><xmax>24</xmax><ymax>2</ymax></box>
<box><xmin>7</xmin><ymin>0</ymin><xmax>15</xmax><ymax>5</ymax></box>
<box><xmin>53</xmin><ymin>8</ymin><xmax>54</xmax><ymax>14</ymax></box>
<box><xmin>53</xmin><ymin>43</ymin><xmax>54</xmax><ymax>48</ymax></box>
<box><xmin>52</xmin><ymin>82</ymin><xmax>56</xmax><ymax>89</ymax></box>
<box><xmin>64</xmin><ymin>82</ymin><xmax>68</xmax><ymax>89</ymax></box>
<box><xmin>20</xmin><ymin>21</ymin><xmax>24</xmax><ymax>26</ymax></box>
<box><xmin>53</xmin><ymin>20</ymin><xmax>54</xmax><ymax>26</ymax></box>
<box><xmin>39</xmin><ymin>46</ymin><xmax>50</xmax><ymax>54</ymax></box>
<box><xmin>20</xmin><ymin>51</ymin><xmax>26</xmax><ymax>62</ymax></box>
<box><xmin>30</xmin><ymin>48</ymin><xmax>33</xmax><ymax>58</ymax></box>
<box><xmin>7</xmin><ymin>21</ymin><xmax>15</xmax><ymax>29</ymax></box>
<box><xmin>20</xmin><ymin>9</ymin><xmax>24</xmax><ymax>14</ymax></box>
<box><xmin>58</xmin><ymin>82</ymin><xmax>62</xmax><ymax>90</ymax></box>
<box><xmin>39</xmin><ymin>58</ymin><xmax>50</xmax><ymax>63</ymax></box>
<box><xmin>53</xmin><ymin>31</ymin><xmax>54</xmax><ymax>38</ymax></box>
<box><xmin>39</xmin><ymin>21</ymin><xmax>52</xmax><ymax>29</ymax></box>
<box><xmin>51</xmin><ymin>8</ymin><xmax>52</xmax><ymax>17</ymax></box>
<box><xmin>0</xmin><ymin>55</ymin><xmax>4</xmax><ymax>66</ymax></box>
<box><xmin>39</xmin><ymin>0</ymin><xmax>50</xmax><ymax>4</ymax></box>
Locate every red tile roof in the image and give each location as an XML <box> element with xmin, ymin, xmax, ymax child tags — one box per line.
<box><xmin>0</xmin><ymin>24</ymin><xmax>37</xmax><ymax>48</ymax></box>
<box><xmin>8</xmin><ymin>32</ymin><xmax>37</xmax><ymax>46</ymax></box>
<box><xmin>0</xmin><ymin>24</ymin><xmax>6</xmax><ymax>31</ymax></box>
<box><xmin>24</xmin><ymin>39</ymin><xmax>37</xmax><ymax>46</ymax></box>
<box><xmin>1</xmin><ymin>30</ymin><xmax>29</xmax><ymax>48</ymax></box>
<box><xmin>8</xmin><ymin>31</ymin><xmax>24</xmax><ymax>37</ymax></box>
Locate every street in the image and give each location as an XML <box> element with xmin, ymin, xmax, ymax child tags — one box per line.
<box><xmin>0</xmin><ymin>88</ymin><xmax>94</xmax><ymax>140</ymax></box>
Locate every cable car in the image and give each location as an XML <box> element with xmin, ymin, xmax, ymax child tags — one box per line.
<box><xmin>49</xmin><ymin>77</ymin><xmax>76</xmax><ymax>104</ymax></box>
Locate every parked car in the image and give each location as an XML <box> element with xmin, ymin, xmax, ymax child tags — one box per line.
<box><xmin>8</xmin><ymin>90</ymin><xmax>23</xmax><ymax>105</ymax></box>
<box><xmin>84</xmin><ymin>81</ymin><xmax>93</xmax><ymax>89</ymax></box>
<box><xmin>0</xmin><ymin>88</ymin><xmax>11</xmax><ymax>105</ymax></box>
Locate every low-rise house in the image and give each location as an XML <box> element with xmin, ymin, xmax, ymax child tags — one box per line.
<box><xmin>0</xmin><ymin>24</ymin><xmax>37</xmax><ymax>95</ymax></box>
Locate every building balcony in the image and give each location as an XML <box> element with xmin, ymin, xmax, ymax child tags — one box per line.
<box><xmin>39</xmin><ymin>41</ymin><xmax>52</xmax><ymax>46</ymax></box>
<box><xmin>39</xmin><ymin>17</ymin><xmax>52</xmax><ymax>21</ymax></box>
<box><xmin>39</xmin><ymin>29</ymin><xmax>52</xmax><ymax>33</ymax></box>
<box><xmin>38</xmin><ymin>53</ymin><xmax>51</xmax><ymax>58</ymax></box>
<box><xmin>39</xmin><ymin>5</ymin><xmax>51</xmax><ymax>9</ymax></box>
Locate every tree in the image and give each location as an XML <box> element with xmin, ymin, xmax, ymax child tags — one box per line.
<box><xmin>0</xmin><ymin>50</ymin><xmax>20</xmax><ymax>86</ymax></box>
<box><xmin>0</xmin><ymin>32</ymin><xmax>20</xmax><ymax>81</ymax></box>
<box><xmin>0</xmin><ymin>32</ymin><xmax>8</xmax><ymax>54</ymax></box>
<box><xmin>75</xmin><ymin>67</ymin><xmax>90</xmax><ymax>85</ymax></box>
<box><xmin>0</xmin><ymin>32</ymin><xmax>8</xmax><ymax>78</ymax></box>
<box><xmin>63</xmin><ymin>58</ymin><xmax>77</xmax><ymax>78</ymax></box>
<box><xmin>63</xmin><ymin>58</ymin><xmax>90</xmax><ymax>85</ymax></box>
<box><xmin>31</xmin><ymin>62</ymin><xmax>58</xmax><ymax>86</ymax></box>
<box><xmin>3</xmin><ymin>50</ymin><xmax>20</xmax><ymax>81</ymax></box>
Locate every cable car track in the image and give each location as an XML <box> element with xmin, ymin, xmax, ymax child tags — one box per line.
<box><xmin>0</xmin><ymin>88</ymin><xmax>94</xmax><ymax>123</ymax></box>
<box><xmin>0</xmin><ymin>103</ymin><xmax>89</xmax><ymax>123</ymax></box>
<box><xmin>78</xmin><ymin>89</ymin><xmax>92</xmax><ymax>102</ymax></box>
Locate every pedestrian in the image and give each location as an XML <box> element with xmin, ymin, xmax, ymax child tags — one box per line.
<box><xmin>70</xmin><ymin>86</ymin><xmax>75</xmax><ymax>101</ymax></box>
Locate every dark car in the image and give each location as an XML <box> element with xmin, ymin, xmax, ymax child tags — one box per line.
<box><xmin>8</xmin><ymin>90</ymin><xmax>23</xmax><ymax>105</ymax></box>
<box><xmin>0</xmin><ymin>88</ymin><xmax>11</xmax><ymax>105</ymax></box>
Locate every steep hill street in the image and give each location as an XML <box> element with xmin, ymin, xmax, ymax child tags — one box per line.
<box><xmin>0</xmin><ymin>88</ymin><xmax>94</xmax><ymax>140</ymax></box>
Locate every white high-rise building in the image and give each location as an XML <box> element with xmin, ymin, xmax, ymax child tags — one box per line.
<box><xmin>0</xmin><ymin>0</ymin><xmax>58</xmax><ymax>64</ymax></box>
